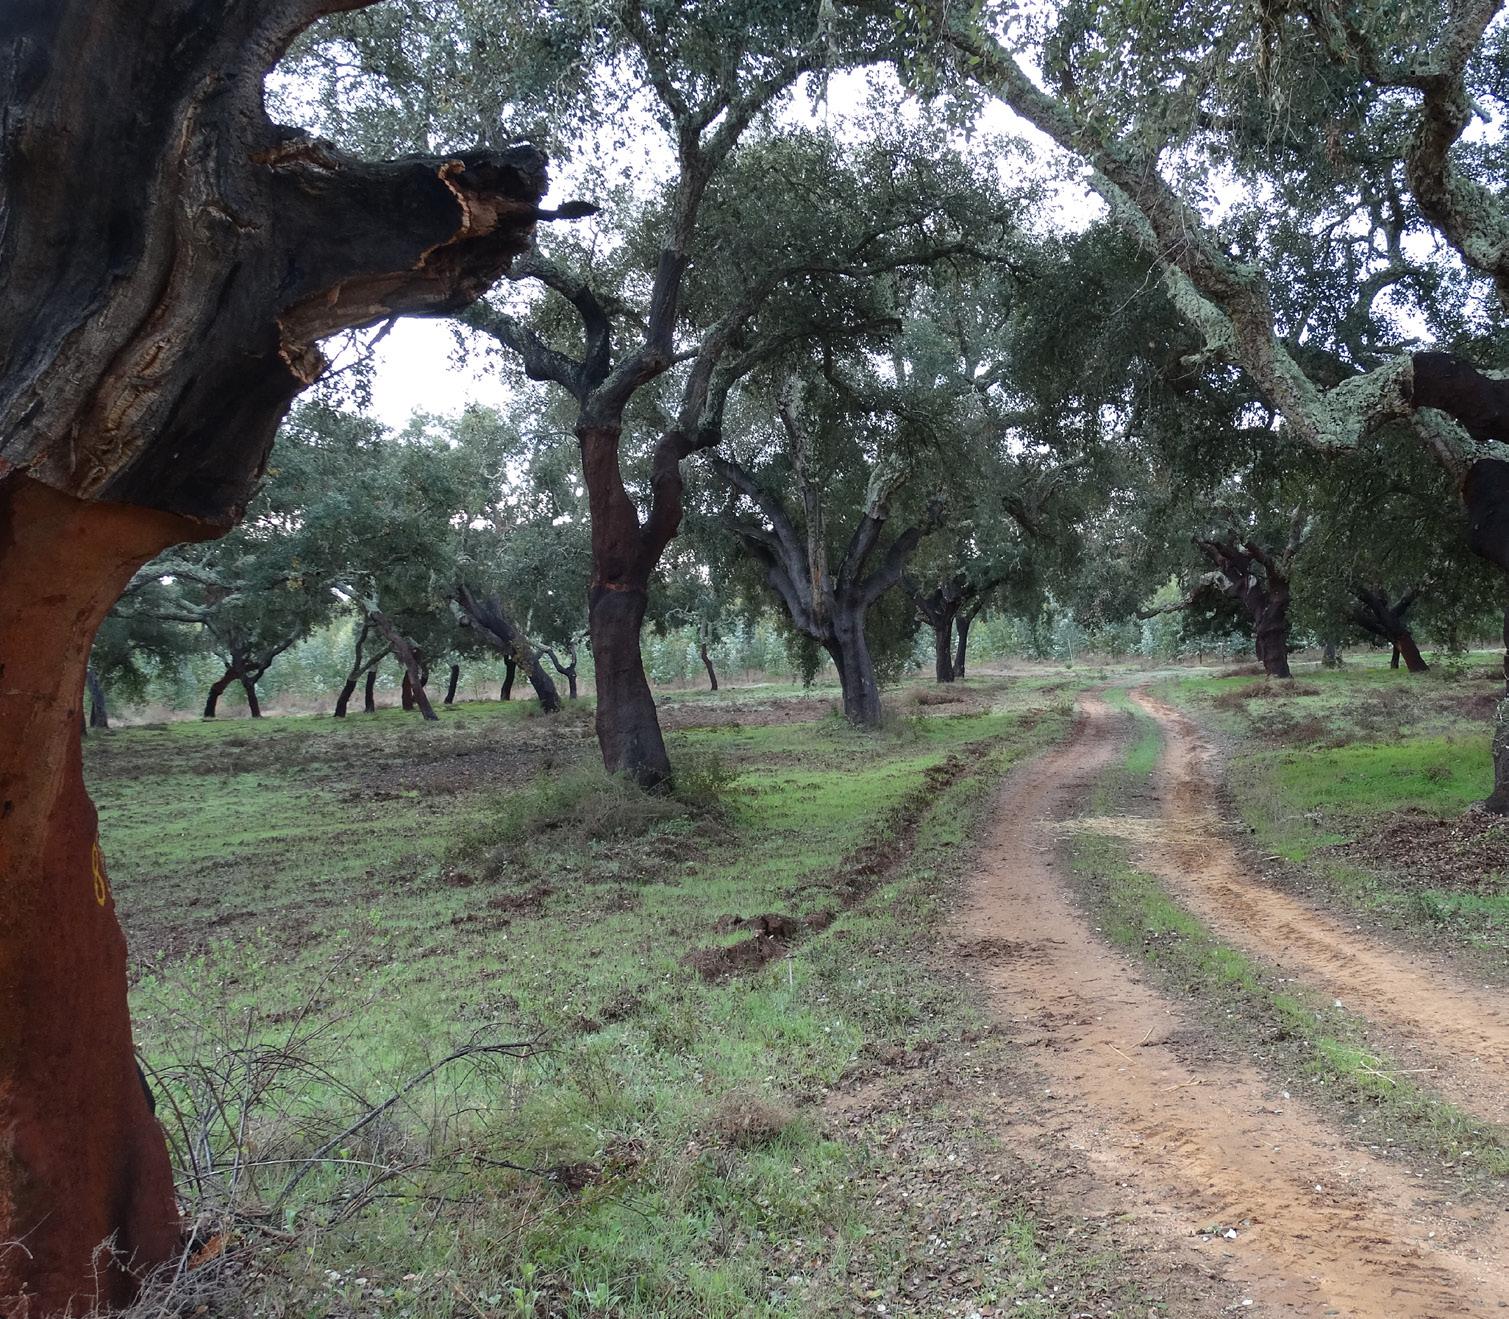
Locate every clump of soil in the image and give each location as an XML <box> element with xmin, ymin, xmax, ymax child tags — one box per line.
<box><xmin>688</xmin><ymin>912</ymin><xmax>823</xmax><ymax>980</ymax></box>
<box><xmin>706</xmin><ymin>1089</ymin><xmax>797</xmax><ymax>1148</ymax></box>
<box><xmin>1211</xmin><ymin>680</ymin><xmax>1322</xmax><ymax>708</ymax></box>
<box><xmin>1328</xmin><ymin>807</ymin><xmax>1509</xmax><ymax>892</ymax></box>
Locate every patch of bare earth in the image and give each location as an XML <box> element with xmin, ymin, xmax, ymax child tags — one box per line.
<box><xmin>1127</xmin><ymin>688</ymin><xmax>1509</xmax><ymax>1128</ymax></box>
<box><xmin>1326</xmin><ymin>808</ymin><xmax>1509</xmax><ymax>893</ymax></box>
<box><xmin>954</xmin><ymin>696</ymin><xmax>1509</xmax><ymax>1316</ymax></box>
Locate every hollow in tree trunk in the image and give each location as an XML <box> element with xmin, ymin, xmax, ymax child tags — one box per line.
<box><xmin>445</xmin><ymin>664</ymin><xmax>460</xmax><ymax>705</ymax></box>
<box><xmin>86</xmin><ymin>667</ymin><xmax>109</xmax><ymax>730</ymax></box>
<box><xmin>204</xmin><ymin>666</ymin><xmax>235</xmax><ymax>718</ymax></box>
<box><xmin>0</xmin><ymin>478</ymin><xmax>188</xmax><ymax>1312</ymax></box>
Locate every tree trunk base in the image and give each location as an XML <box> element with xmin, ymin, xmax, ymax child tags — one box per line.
<box><xmin>0</xmin><ymin>476</ymin><xmax>186</xmax><ymax>1314</ymax></box>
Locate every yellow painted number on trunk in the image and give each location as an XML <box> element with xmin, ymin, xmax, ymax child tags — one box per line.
<box><xmin>91</xmin><ymin>841</ymin><xmax>109</xmax><ymax>907</ymax></box>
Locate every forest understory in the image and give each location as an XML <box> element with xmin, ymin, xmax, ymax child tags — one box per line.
<box><xmin>82</xmin><ymin>656</ymin><xmax>1509</xmax><ymax>1318</ymax></box>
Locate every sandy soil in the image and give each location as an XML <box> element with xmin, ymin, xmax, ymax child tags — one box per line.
<box><xmin>1126</xmin><ymin>687</ymin><xmax>1509</xmax><ymax>1129</ymax></box>
<box><xmin>955</xmin><ymin>692</ymin><xmax>1509</xmax><ymax>1317</ymax></box>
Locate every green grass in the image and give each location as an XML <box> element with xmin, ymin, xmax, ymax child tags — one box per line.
<box><xmin>1067</xmin><ymin>686</ymin><xmax>1509</xmax><ymax>1184</ymax></box>
<box><xmin>95</xmin><ymin>677</ymin><xmax>1164</xmax><ymax>1317</ymax></box>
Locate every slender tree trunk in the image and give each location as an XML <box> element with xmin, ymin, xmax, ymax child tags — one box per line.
<box><xmin>1390</xmin><ymin>643</ymin><xmax>1401</xmax><ymax>669</ymax></box>
<box><xmin>445</xmin><ymin>663</ymin><xmax>460</xmax><ymax>705</ymax></box>
<box><xmin>86</xmin><ymin>666</ymin><xmax>109</xmax><ymax>729</ymax></box>
<box><xmin>204</xmin><ymin>666</ymin><xmax>235</xmax><ymax>718</ymax></box>
<box><xmin>566</xmin><ymin>669</ymin><xmax>579</xmax><ymax>699</ymax></box>
<box><xmin>241</xmin><ymin>674</ymin><xmax>262</xmax><ymax>718</ymax></box>
<box><xmin>0</xmin><ymin>477</ymin><xmax>184</xmax><ymax>1310</ymax></box>
<box><xmin>1502</xmin><ymin>604</ymin><xmax>1509</xmax><ymax>696</ymax></box>
<box><xmin>700</xmin><ymin>641</ymin><xmax>719</xmax><ymax>691</ymax></box>
<box><xmin>589</xmin><ymin>583</ymin><xmax>672</xmax><ymax>787</ymax></box>
<box><xmin>1321</xmin><ymin>638</ymin><xmax>1342</xmax><ymax>669</ymax></box>
<box><xmin>954</xmin><ymin>614</ymin><xmax>973</xmax><ymax>678</ymax></box>
<box><xmin>334</xmin><ymin>679</ymin><xmax>358</xmax><ymax>718</ymax></box>
<box><xmin>830</xmin><ymin>608</ymin><xmax>884</xmax><ymax>726</ymax></box>
<box><xmin>502</xmin><ymin>658</ymin><xmax>517</xmax><ymax>701</ymax></box>
<box><xmin>1394</xmin><ymin>632</ymin><xmax>1429</xmax><ymax>673</ymax></box>
<box><xmin>932</xmin><ymin>616</ymin><xmax>956</xmax><ymax>683</ymax></box>
<box><xmin>401</xmin><ymin>672</ymin><xmax>415</xmax><ymax>711</ymax></box>
<box><xmin>364</xmin><ymin>669</ymin><xmax>378</xmax><ymax>714</ymax></box>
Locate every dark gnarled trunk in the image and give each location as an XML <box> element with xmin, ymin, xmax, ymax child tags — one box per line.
<box><xmin>204</xmin><ymin>667</ymin><xmax>235</xmax><ymax>718</ymax></box>
<box><xmin>828</xmin><ymin>608</ymin><xmax>884</xmax><ymax>727</ymax></box>
<box><xmin>501</xmin><ymin>659</ymin><xmax>517</xmax><ymax>701</ymax></box>
<box><xmin>334</xmin><ymin>679</ymin><xmax>358</xmax><ymax>718</ymax></box>
<box><xmin>700</xmin><ymin>641</ymin><xmax>719</xmax><ymax>691</ymax></box>
<box><xmin>0</xmin><ymin>1</ymin><xmax>546</xmax><ymax>1298</ymax></box>
<box><xmin>364</xmin><ymin>669</ymin><xmax>379</xmax><ymax>714</ymax></box>
<box><xmin>445</xmin><ymin>663</ymin><xmax>461</xmax><ymax>705</ymax></box>
<box><xmin>454</xmin><ymin>586</ymin><xmax>560</xmax><ymax>714</ymax></box>
<box><xmin>1351</xmin><ymin>588</ymin><xmax>1428</xmax><ymax>674</ymax></box>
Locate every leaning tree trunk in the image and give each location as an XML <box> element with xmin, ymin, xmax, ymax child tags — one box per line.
<box><xmin>86</xmin><ymin>666</ymin><xmax>110</xmax><ymax>730</ymax></box>
<box><xmin>204</xmin><ymin>666</ymin><xmax>236</xmax><ymax>718</ymax></box>
<box><xmin>1390</xmin><ymin>643</ymin><xmax>1402</xmax><ymax>669</ymax></box>
<box><xmin>370</xmin><ymin>613</ymin><xmax>437</xmax><ymax>722</ymax></box>
<box><xmin>1394</xmin><ymin>632</ymin><xmax>1430</xmax><ymax>674</ymax></box>
<box><xmin>954</xmin><ymin>613</ymin><xmax>973</xmax><ymax>679</ymax></box>
<box><xmin>241</xmin><ymin>674</ymin><xmax>262</xmax><ymax>718</ymax></box>
<box><xmin>334</xmin><ymin>678</ymin><xmax>358</xmax><ymax>718</ymax></box>
<box><xmin>445</xmin><ymin>664</ymin><xmax>460</xmax><ymax>705</ymax></box>
<box><xmin>0</xmin><ymin>479</ymin><xmax>190</xmax><ymax>1312</ymax></box>
<box><xmin>829</xmin><ymin>608</ymin><xmax>884</xmax><ymax>727</ymax></box>
<box><xmin>700</xmin><ymin>641</ymin><xmax>719</xmax><ymax>691</ymax></box>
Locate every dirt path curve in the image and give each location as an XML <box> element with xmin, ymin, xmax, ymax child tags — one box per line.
<box><xmin>959</xmin><ymin>692</ymin><xmax>1509</xmax><ymax>1317</ymax></box>
<box><xmin>1125</xmin><ymin>687</ymin><xmax>1509</xmax><ymax>1128</ymax></box>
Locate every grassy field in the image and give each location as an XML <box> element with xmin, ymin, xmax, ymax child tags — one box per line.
<box><xmin>91</xmin><ymin>674</ymin><xmax>1172</xmax><ymax>1318</ymax></box>
<box><xmin>1151</xmin><ymin>653</ymin><xmax>1509</xmax><ymax>955</ymax></box>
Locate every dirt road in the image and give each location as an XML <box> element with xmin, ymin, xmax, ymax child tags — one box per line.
<box><xmin>958</xmin><ymin>691</ymin><xmax>1509</xmax><ymax>1316</ymax></box>
<box><xmin>1124</xmin><ymin>688</ymin><xmax>1509</xmax><ymax>1129</ymax></box>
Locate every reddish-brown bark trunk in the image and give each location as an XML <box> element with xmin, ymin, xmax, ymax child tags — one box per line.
<box><xmin>0</xmin><ymin>477</ymin><xmax>190</xmax><ymax>1313</ymax></box>
<box><xmin>589</xmin><ymin>584</ymin><xmax>672</xmax><ymax>787</ymax></box>
<box><xmin>1395</xmin><ymin>633</ymin><xmax>1429</xmax><ymax>673</ymax></box>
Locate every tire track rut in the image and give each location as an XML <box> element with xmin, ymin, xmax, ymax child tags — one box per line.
<box><xmin>958</xmin><ymin>692</ymin><xmax>1509</xmax><ymax>1316</ymax></box>
<box><xmin>1126</xmin><ymin>687</ymin><xmax>1509</xmax><ymax>1128</ymax></box>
